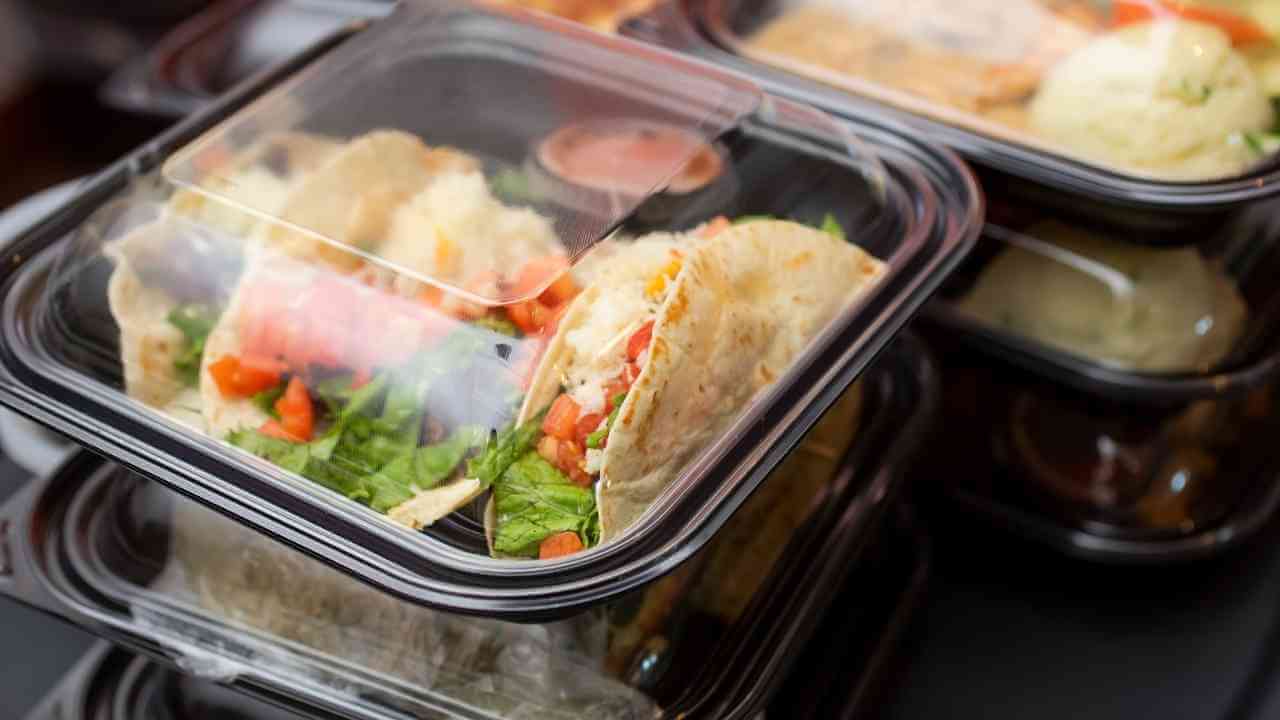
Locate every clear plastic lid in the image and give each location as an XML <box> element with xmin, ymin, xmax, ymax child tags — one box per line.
<box><xmin>709</xmin><ymin>0</ymin><xmax>1280</xmax><ymax>182</ymax></box>
<box><xmin>0</xmin><ymin>0</ymin><xmax>977</xmax><ymax>613</ymax></box>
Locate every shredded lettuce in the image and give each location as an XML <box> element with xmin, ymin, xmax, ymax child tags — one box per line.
<box><xmin>491</xmin><ymin>451</ymin><xmax>597</xmax><ymax>557</ymax></box>
<box><xmin>467</xmin><ymin>410</ymin><xmax>545</xmax><ymax>488</ymax></box>
<box><xmin>167</xmin><ymin>304</ymin><xmax>220</xmax><ymax>387</ymax></box>
<box><xmin>586</xmin><ymin>393</ymin><xmax>627</xmax><ymax>449</ymax></box>
<box><xmin>251</xmin><ymin>385</ymin><xmax>285</xmax><ymax>419</ymax></box>
<box><xmin>230</xmin><ymin>331</ymin><xmax>491</xmax><ymax>514</ymax></box>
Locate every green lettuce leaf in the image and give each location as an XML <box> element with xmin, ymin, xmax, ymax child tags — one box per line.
<box><xmin>251</xmin><ymin>385</ymin><xmax>285</xmax><ymax>419</ymax></box>
<box><xmin>585</xmin><ymin>393</ymin><xmax>626</xmax><ymax>449</ymax></box>
<box><xmin>167</xmin><ymin>304</ymin><xmax>220</xmax><ymax>387</ymax></box>
<box><xmin>491</xmin><ymin>451</ymin><xmax>596</xmax><ymax>557</ymax></box>
<box><xmin>467</xmin><ymin>411</ymin><xmax>544</xmax><ymax>488</ymax></box>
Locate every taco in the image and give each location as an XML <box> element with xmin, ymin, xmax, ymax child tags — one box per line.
<box><xmin>106</xmin><ymin>132</ymin><xmax>344</xmax><ymax>427</ymax></box>
<box><xmin>196</xmin><ymin>151</ymin><xmax>579</xmax><ymax>526</ymax></box>
<box><xmin>260</xmin><ymin>130</ymin><xmax>480</xmax><ymax>269</ymax></box>
<box><xmin>477</xmin><ymin>219</ymin><xmax>886</xmax><ymax>559</ymax></box>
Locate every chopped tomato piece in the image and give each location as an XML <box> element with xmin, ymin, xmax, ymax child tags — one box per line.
<box><xmin>418</xmin><ymin>285</ymin><xmax>443</xmax><ymax>308</ymax></box>
<box><xmin>513</xmin><ymin>255</ymin><xmax>578</xmax><ymax>306</ymax></box>
<box><xmin>602</xmin><ymin>375</ymin><xmax>631</xmax><ymax>409</ymax></box>
<box><xmin>543</xmin><ymin>394</ymin><xmax>581</xmax><ymax>441</ymax></box>
<box><xmin>537</xmin><ymin>435</ymin><xmax>561</xmax><ymax>466</ymax></box>
<box><xmin>542</xmin><ymin>301</ymin><xmax>572</xmax><ymax>338</ymax></box>
<box><xmin>556</xmin><ymin>439</ymin><xmax>592</xmax><ymax>487</ymax></box>
<box><xmin>626</xmin><ymin>320</ymin><xmax>655</xmax><ymax>362</ymax></box>
<box><xmin>275</xmin><ymin>376</ymin><xmax>315</xmax><ymax>442</ymax></box>
<box><xmin>505</xmin><ymin>299</ymin><xmax>552</xmax><ymax>335</ymax></box>
<box><xmin>236</xmin><ymin>267</ymin><xmax>460</xmax><ymax>375</ymax></box>
<box><xmin>539</xmin><ymin>531</ymin><xmax>584</xmax><ymax>559</ymax></box>
<box><xmin>1112</xmin><ymin>1</ymin><xmax>1270</xmax><ymax>45</ymax></box>
<box><xmin>574</xmin><ymin>412</ymin><xmax>604</xmax><ymax>447</ymax></box>
<box><xmin>259</xmin><ymin>419</ymin><xmax>304</xmax><ymax>443</ymax></box>
<box><xmin>621</xmin><ymin>362</ymin><xmax>641</xmax><ymax>385</ymax></box>
<box><xmin>208</xmin><ymin>355</ymin><xmax>285</xmax><ymax>398</ymax></box>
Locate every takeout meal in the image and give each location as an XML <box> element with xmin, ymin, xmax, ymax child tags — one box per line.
<box><xmin>956</xmin><ymin>220</ymin><xmax>1247</xmax><ymax>373</ymax></box>
<box><xmin>746</xmin><ymin>0</ymin><xmax>1280</xmax><ymax>179</ymax></box>
<box><xmin>105</xmin><ymin>127</ymin><xmax>887</xmax><ymax>561</ymax></box>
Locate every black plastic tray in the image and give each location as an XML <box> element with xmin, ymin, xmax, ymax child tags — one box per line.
<box><xmin>621</xmin><ymin>0</ymin><xmax>1280</xmax><ymax>243</ymax></box>
<box><xmin>21</xmin><ymin>500</ymin><xmax>929</xmax><ymax>720</ymax></box>
<box><xmin>925</xmin><ymin>201</ymin><xmax>1280</xmax><ymax>407</ymax></box>
<box><xmin>0</xmin><ymin>334</ymin><xmax>939</xmax><ymax>720</ymax></box>
<box><xmin>916</xmin><ymin>328</ymin><xmax>1280</xmax><ymax>564</ymax></box>
<box><xmin>0</xmin><ymin>11</ymin><xmax>978</xmax><ymax>619</ymax></box>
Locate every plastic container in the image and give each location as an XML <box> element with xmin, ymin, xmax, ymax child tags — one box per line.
<box><xmin>916</xmin><ymin>326</ymin><xmax>1280</xmax><ymax>563</ymax></box>
<box><xmin>0</xmin><ymin>0</ymin><xmax>978</xmax><ymax>618</ymax></box>
<box><xmin>623</xmin><ymin>0</ymin><xmax>1280</xmax><ymax>240</ymax></box>
<box><xmin>22</xmin><ymin>505</ymin><xmax>929</xmax><ymax>720</ymax></box>
<box><xmin>23</xmin><ymin>644</ymin><xmax>312</xmax><ymax>720</ymax></box>
<box><xmin>100</xmin><ymin>0</ymin><xmax>374</xmax><ymax>118</ymax></box>
<box><xmin>925</xmin><ymin>198</ymin><xmax>1280</xmax><ymax>406</ymax></box>
<box><xmin>0</xmin><ymin>335</ymin><xmax>938</xmax><ymax>720</ymax></box>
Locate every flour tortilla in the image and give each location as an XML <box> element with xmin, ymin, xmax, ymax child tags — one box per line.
<box><xmin>169</xmin><ymin>131</ymin><xmax>342</xmax><ymax>238</ymax></box>
<box><xmin>105</xmin><ymin>218</ymin><xmax>211</xmax><ymax>431</ymax></box>
<box><xmin>490</xmin><ymin>219</ymin><xmax>886</xmax><ymax>551</ymax></box>
<box><xmin>261</xmin><ymin>130</ymin><xmax>478</xmax><ymax>269</ymax></box>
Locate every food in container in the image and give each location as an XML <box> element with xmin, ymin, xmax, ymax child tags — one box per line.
<box><xmin>922</xmin><ymin>330</ymin><xmax>1280</xmax><ymax>556</ymax></box>
<box><xmin>108</xmin><ymin>123</ymin><xmax>884</xmax><ymax>559</ymax></box>
<box><xmin>955</xmin><ymin>221</ymin><xmax>1246</xmax><ymax>373</ymax></box>
<box><xmin>0</xmin><ymin>0</ymin><xmax>978</xmax><ymax>613</ymax></box>
<box><xmin>737</xmin><ymin>0</ymin><xmax>1280</xmax><ymax>180</ymax></box>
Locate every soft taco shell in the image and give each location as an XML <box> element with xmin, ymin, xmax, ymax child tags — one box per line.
<box><xmin>598</xmin><ymin>220</ymin><xmax>883</xmax><ymax>541</ymax></box>
<box><xmin>170</xmin><ymin>131</ymin><xmax>342</xmax><ymax>238</ymax></box>
<box><xmin>262</xmin><ymin>130</ymin><xmax>479</xmax><ymax>269</ymax></box>
<box><xmin>105</xmin><ymin>218</ymin><xmax>211</xmax><ymax>430</ymax></box>
<box><xmin>483</xmin><ymin>237</ymin><xmax>688</xmax><ymax>555</ymax></box>
<box><xmin>504</xmin><ymin>220</ymin><xmax>885</xmax><ymax>549</ymax></box>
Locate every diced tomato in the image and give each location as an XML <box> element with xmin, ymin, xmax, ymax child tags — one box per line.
<box><xmin>505</xmin><ymin>299</ymin><xmax>552</xmax><ymax>335</ymax></box>
<box><xmin>259</xmin><ymin>419</ymin><xmax>304</xmax><ymax>442</ymax></box>
<box><xmin>542</xmin><ymin>301</ymin><xmax>572</xmax><ymax>338</ymax></box>
<box><xmin>574</xmin><ymin>412</ymin><xmax>604</xmax><ymax>447</ymax></box>
<box><xmin>235</xmin><ymin>265</ymin><xmax>461</xmax><ymax>376</ymax></box>
<box><xmin>556</xmin><ymin>439</ymin><xmax>592</xmax><ymax>487</ymax></box>
<box><xmin>512</xmin><ymin>255</ymin><xmax>578</xmax><ymax>306</ymax></box>
<box><xmin>1112</xmin><ymin>1</ymin><xmax>1271</xmax><ymax>45</ymax></box>
<box><xmin>539</xmin><ymin>531</ymin><xmax>584</xmax><ymax>559</ymax></box>
<box><xmin>626</xmin><ymin>320</ymin><xmax>655</xmax><ymax>363</ymax></box>
<box><xmin>275</xmin><ymin>376</ymin><xmax>315</xmax><ymax>442</ymax></box>
<box><xmin>208</xmin><ymin>355</ymin><xmax>286</xmax><ymax>398</ymax></box>
<box><xmin>418</xmin><ymin>285</ymin><xmax>443</xmax><ymax>308</ymax></box>
<box><xmin>602</xmin><ymin>374</ymin><xmax>631</xmax><ymax>410</ymax></box>
<box><xmin>622</xmin><ymin>362</ymin><xmax>641</xmax><ymax>385</ymax></box>
<box><xmin>543</xmin><ymin>394</ymin><xmax>581</xmax><ymax>441</ymax></box>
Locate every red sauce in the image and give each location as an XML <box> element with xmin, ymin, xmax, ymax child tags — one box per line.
<box><xmin>538</xmin><ymin>121</ymin><xmax>723</xmax><ymax>196</ymax></box>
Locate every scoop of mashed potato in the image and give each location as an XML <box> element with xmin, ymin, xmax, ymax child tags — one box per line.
<box><xmin>1029</xmin><ymin>19</ymin><xmax>1274</xmax><ymax>179</ymax></box>
<box><xmin>957</xmin><ymin>221</ymin><xmax>1247</xmax><ymax>373</ymax></box>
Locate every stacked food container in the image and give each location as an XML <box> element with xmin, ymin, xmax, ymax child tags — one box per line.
<box><xmin>0</xmin><ymin>0</ymin><xmax>984</xmax><ymax>716</ymax></box>
<box><xmin>612</xmin><ymin>0</ymin><xmax>1280</xmax><ymax>564</ymax></box>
